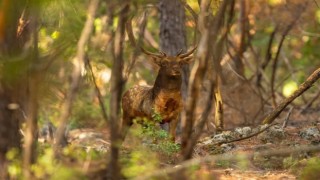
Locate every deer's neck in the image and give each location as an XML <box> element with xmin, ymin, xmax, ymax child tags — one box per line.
<box><xmin>152</xmin><ymin>72</ymin><xmax>182</xmax><ymax>96</ymax></box>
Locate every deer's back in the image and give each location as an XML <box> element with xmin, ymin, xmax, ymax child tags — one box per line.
<box><xmin>122</xmin><ymin>85</ymin><xmax>153</xmax><ymax>119</ymax></box>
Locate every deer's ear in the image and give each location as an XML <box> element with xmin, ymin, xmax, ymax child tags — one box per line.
<box><xmin>150</xmin><ymin>56</ymin><xmax>162</xmax><ymax>66</ymax></box>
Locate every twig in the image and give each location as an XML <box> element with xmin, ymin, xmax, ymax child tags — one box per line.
<box><xmin>85</xmin><ymin>56</ymin><xmax>108</xmax><ymax>122</ymax></box>
<box><xmin>299</xmin><ymin>89</ymin><xmax>320</xmax><ymax>114</ymax></box>
<box><xmin>181</xmin><ymin>0</ymin><xmax>198</xmax><ymax>21</ymax></box>
<box><xmin>270</xmin><ymin>5</ymin><xmax>306</xmax><ymax>108</ymax></box>
<box><xmin>314</xmin><ymin>0</ymin><xmax>320</xmax><ymax>8</ymax></box>
<box><xmin>181</xmin><ymin>0</ymin><xmax>199</xmax><ymax>47</ymax></box>
<box><xmin>282</xmin><ymin>107</ymin><xmax>293</xmax><ymax>129</ymax></box>
<box><xmin>271</xmin><ymin>23</ymin><xmax>295</xmax><ymax>108</ymax></box>
<box><xmin>124</xmin><ymin>10</ymin><xmax>147</xmax><ymax>81</ymax></box>
<box><xmin>256</xmin><ymin>26</ymin><xmax>277</xmax><ymax>87</ymax></box>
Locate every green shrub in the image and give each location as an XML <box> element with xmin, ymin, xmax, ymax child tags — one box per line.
<box><xmin>300</xmin><ymin>157</ymin><xmax>320</xmax><ymax>180</ymax></box>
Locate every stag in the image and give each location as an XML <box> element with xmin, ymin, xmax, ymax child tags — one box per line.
<box><xmin>121</xmin><ymin>47</ymin><xmax>196</xmax><ymax>142</ymax></box>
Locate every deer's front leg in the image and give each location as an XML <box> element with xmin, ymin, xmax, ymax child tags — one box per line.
<box><xmin>168</xmin><ymin>118</ymin><xmax>179</xmax><ymax>142</ymax></box>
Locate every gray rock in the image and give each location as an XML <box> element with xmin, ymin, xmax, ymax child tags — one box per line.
<box><xmin>258</xmin><ymin>125</ymin><xmax>286</xmax><ymax>143</ymax></box>
<box><xmin>299</xmin><ymin>127</ymin><xmax>320</xmax><ymax>140</ymax></box>
<box><xmin>235</xmin><ymin>127</ymin><xmax>252</xmax><ymax>137</ymax></box>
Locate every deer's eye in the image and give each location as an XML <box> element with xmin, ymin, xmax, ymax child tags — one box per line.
<box><xmin>161</xmin><ymin>61</ymin><xmax>169</xmax><ymax>67</ymax></box>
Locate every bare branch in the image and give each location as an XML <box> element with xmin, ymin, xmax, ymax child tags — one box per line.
<box><xmin>299</xmin><ymin>89</ymin><xmax>320</xmax><ymax>114</ymax></box>
<box><xmin>85</xmin><ymin>56</ymin><xmax>108</xmax><ymax>122</ymax></box>
<box><xmin>213</xmin><ymin>123</ymin><xmax>278</xmax><ymax>146</ymax></box>
<box><xmin>124</xmin><ymin>11</ymin><xmax>147</xmax><ymax>81</ymax></box>
<box><xmin>256</xmin><ymin>26</ymin><xmax>278</xmax><ymax>87</ymax></box>
<box><xmin>263</xmin><ymin>67</ymin><xmax>320</xmax><ymax>124</ymax></box>
<box><xmin>282</xmin><ymin>107</ymin><xmax>293</xmax><ymax>129</ymax></box>
<box><xmin>270</xmin><ymin>5</ymin><xmax>306</xmax><ymax>108</ymax></box>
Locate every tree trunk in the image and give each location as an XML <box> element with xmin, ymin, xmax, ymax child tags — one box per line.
<box><xmin>159</xmin><ymin>0</ymin><xmax>188</xmax><ymax>132</ymax></box>
<box><xmin>233</xmin><ymin>0</ymin><xmax>247</xmax><ymax>77</ymax></box>
<box><xmin>108</xmin><ymin>1</ymin><xmax>130</xmax><ymax>179</ymax></box>
<box><xmin>0</xmin><ymin>0</ymin><xmax>29</xmax><ymax>178</ymax></box>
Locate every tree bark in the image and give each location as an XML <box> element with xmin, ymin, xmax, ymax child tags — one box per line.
<box><xmin>159</xmin><ymin>0</ymin><xmax>189</xmax><ymax>102</ymax></box>
<box><xmin>181</xmin><ymin>0</ymin><xmax>231</xmax><ymax>160</ymax></box>
<box><xmin>23</xmin><ymin>4</ymin><xmax>40</xmax><ymax>178</ymax></box>
<box><xmin>0</xmin><ymin>0</ymin><xmax>28</xmax><ymax>178</ymax></box>
<box><xmin>181</xmin><ymin>0</ymin><xmax>211</xmax><ymax>160</ymax></box>
<box><xmin>233</xmin><ymin>0</ymin><xmax>247</xmax><ymax>77</ymax></box>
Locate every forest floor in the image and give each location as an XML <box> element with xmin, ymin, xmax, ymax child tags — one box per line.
<box><xmin>185</xmin><ymin>109</ymin><xmax>320</xmax><ymax>180</ymax></box>
<box><xmin>64</xmin><ymin>108</ymin><xmax>320</xmax><ymax>179</ymax></box>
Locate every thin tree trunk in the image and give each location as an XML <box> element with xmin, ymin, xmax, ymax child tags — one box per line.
<box><xmin>181</xmin><ymin>0</ymin><xmax>211</xmax><ymax>160</ymax></box>
<box><xmin>23</xmin><ymin>4</ymin><xmax>40</xmax><ymax>178</ymax></box>
<box><xmin>270</xmin><ymin>6</ymin><xmax>305</xmax><ymax>108</ymax></box>
<box><xmin>181</xmin><ymin>0</ymin><xmax>230</xmax><ymax>160</ymax></box>
<box><xmin>54</xmin><ymin>0</ymin><xmax>100</xmax><ymax>154</ymax></box>
<box><xmin>108</xmin><ymin>1</ymin><xmax>130</xmax><ymax>179</ymax></box>
<box><xmin>234</xmin><ymin>0</ymin><xmax>247</xmax><ymax>76</ymax></box>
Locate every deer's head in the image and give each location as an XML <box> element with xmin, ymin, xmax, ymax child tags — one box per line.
<box><xmin>141</xmin><ymin>47</ymin><xmax>197</xmax><ymax>77</ymax></box>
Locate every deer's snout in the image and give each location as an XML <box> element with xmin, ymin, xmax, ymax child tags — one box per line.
<box><xmin>170</xmin><ymin>66</ymin><xmax>181</xmax><ymax>76</ymax></box>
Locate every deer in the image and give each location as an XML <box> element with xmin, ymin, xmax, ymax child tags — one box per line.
<box><xmin>121</xmin><ymin>46</ymin><xmax>196</xmax><ymax>142</ymax></box>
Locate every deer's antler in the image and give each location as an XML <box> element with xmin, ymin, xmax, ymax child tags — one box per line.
<box><xmin>178</xmin><ymin>46</ymin><xmax>197</xmax><ymax>58</ymax></box>
<box><xmin>141</xmin><ymin>47</ymin><xmax>166</xmax><ymax>58</ymax></box>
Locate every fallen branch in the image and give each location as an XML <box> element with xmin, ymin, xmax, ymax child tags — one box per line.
<box><xmin>263</xmin><ymin>67</ymin><xmax>320</xmax><ymax>124</ymax></box>
<box><xmin>212</xmin><ymin>123</ymin><xmax>278</xmax><ymax>146</ymax></box>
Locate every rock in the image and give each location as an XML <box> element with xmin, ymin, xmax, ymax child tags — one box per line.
<box><xmin>234</xmin><ymin>127</ymin><xmax>252</xmax><ymax>137</ymax></box>
<box><xmin>200</xmin><ymin>131</ymin><xmax>233</xmax><ymax>145</ymax></box>
<box><xmin>299</xmin><ymin>127</ymin><xmax>320</xmax><ymax>141</ymax></box>
<box><xmin>209</xmin><ymin>143</ymin><xmax>235</xmax><ymax>154</ymax></box>
<box><xmin>221</xmin><ymin>143</ymin><xmax>235</xmax><ymax>152</ymax></box>
<box><xmin>212</xmin><ymin>131</ymin><xmax>233</xmax><ymax>142</ymax></box>
<box><xmin>257</xmin><ymin>125</ymin><xmax>286</xmax><ymax>143</ymax></box>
